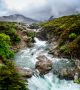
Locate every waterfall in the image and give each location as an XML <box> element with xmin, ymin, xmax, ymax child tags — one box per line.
<box><xmin>15</xmin><ymin>37</ymin><xmax>80</xmax><ymax>90</ymax></box>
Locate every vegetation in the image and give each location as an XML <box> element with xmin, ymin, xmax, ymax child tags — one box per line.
<box><xmin>0</xmin><ymin>58</ymin><xmax>28</xmax><ymax>90</ymax></box>
<box><xmin>26</xmin><ymin>31</ymin><xmax>36</xmax><ymax>42</ymax></box>
<box><xmin>69</xmin><ymin>33</ymin><xmax>77</xmax><ymax>39</ymax></box>
<box><xmin>0</xmin><ymin>22</ymin><xmax>28</xmax><ymax>90</ymax></box>
<box><xmin>0</xmin><ymin>33</ymin><xmax>14</xmax><ymax>59</ymax></box>
<box><xmin>40</xmin><ymin>14</ymin><xmax>80</xmax><ymax>58</ymax></box>
<box><xmin>74</xmin><ymin>78</ymin><xmax>80</xmax><ymax>84</ymax></box>
<box><xmin>0</xmin><ymin>22</ymin><xmax>21</xmax><ymax>44</ymax></box>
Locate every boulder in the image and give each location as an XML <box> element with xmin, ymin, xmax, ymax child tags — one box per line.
<box><xmin>35</xmin><ymin>55</ymin><xmax>53</xmax><ymax>75</ymax></box>
<box><xmin>58</xmin><ymin>68</ymin><xmax>74</xmax><ymax>80</ymax></box>
<box><xmin>16</xmin><ymin>67</ymin><xmax>33</xmax><ymax>78</ymax></box>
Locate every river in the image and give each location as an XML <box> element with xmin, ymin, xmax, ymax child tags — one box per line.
<box><xmin>15</xmin><ymin>37</ymin><xmax>80</xmax><ymax>90</ymax></box>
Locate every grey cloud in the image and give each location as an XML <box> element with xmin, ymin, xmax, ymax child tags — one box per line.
<box><xmin>0</xmin><ymin>0</ymin><xmax>80</xmax><ymax>20</ymax></box>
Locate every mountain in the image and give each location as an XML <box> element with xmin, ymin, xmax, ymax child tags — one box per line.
<box><xmin>48</xmin><ymin>16</ymin><xmax>54</xmax><ymax>21</ymax></box>
<box><xmin>0</xmin><ymin>14</ymin><xmax>39</xmax><ymax>24</ymax></box>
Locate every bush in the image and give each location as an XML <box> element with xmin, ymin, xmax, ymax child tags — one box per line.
<box><xmin>27</xmin><ymin>31</ymin><xmax>36</xmax><ymax>38</ymax></box>
<box><xmin>0</xmin><ymin>22</ymin><xmax>21</xmax><ymax>44</ymax></box>
<box><xmin>65</xmin><ymin>36</ymin><xmax>80</xmax><ymax>57</ymax></box>
<box><xmin>69</xmin><ymin>33</ymin><xmax>77</xmax><ymax>39</ymax></box>
<box><xmin>59</xmin><ymin>45</ymin><xmax>67</xmax><ymax>53</ymax></box>
<box><xmin>27</xmin><ymin>31</ymin><xmax>36</xmax><ymax>42</ymax></box>
<box><xmin>0</xmin><ymin>33</ymin><xmax>14</xmax><ymax>59</ymax></box>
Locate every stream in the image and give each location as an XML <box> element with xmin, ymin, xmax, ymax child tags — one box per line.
<box><xmin>15</xmin><ymin>37</ymin><xmax>80</xmax><ymax>90</ymax></box>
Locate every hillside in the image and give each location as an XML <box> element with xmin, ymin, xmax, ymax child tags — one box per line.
<box><xmin>39</xmin><ymin>14</ymin><xmax>80</xmax><ymax>59</ymax></box>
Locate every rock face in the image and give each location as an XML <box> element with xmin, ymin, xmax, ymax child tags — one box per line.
<box><xmin>35</xmin><ymin>55</ymin><xmax>53</xmax><ymax>75</ymax></box>
<box><xmin>16</xmin><ymin>67</ymin><xmax>33</xmax><ymax>78</ymax></box>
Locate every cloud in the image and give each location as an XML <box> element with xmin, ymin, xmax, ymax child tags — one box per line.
<box><xmin>0</xmin><ymin>0</ymin><xmax>80</xmax><ymax>20</ymax></box>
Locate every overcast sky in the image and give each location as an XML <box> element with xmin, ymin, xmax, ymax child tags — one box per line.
<box><xmin>0</xmin><ymin>0</ymin><xmax>80</xmax><ymax>20</ymax></box>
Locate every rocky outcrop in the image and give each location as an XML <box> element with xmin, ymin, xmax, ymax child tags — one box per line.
<box><xmin>35</xmin><ymin>55</ymin><xmax>53</xmax><ymax>75</ymax></box>
<box><xmin>16</xmin><ymin>67</ymin><xmax>33</xmax><ymax>78</ymax></box>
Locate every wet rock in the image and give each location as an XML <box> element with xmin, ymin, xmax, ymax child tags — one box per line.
<box><xmin>35</xmin><ymin>55</ymin><xmax>53</xmax><ymax>75</ymax></box>
<box><xmin>16</xmin><ymin>67</ymin><xmax>33</xmax><ymax>78</ymax></box>
<box><xmin>58</xmin><ymin>68</ymin><xmax>75</xmax><ymax>80</ymax></box>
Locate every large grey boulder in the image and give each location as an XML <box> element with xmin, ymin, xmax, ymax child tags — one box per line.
<box><xmin>35</xmin><ymin>55</ymin><xmax>53</xmax><ymax>75</ymax></box>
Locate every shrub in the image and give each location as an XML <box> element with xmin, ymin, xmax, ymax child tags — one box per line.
<box><xmin>69</xmin><ymin>33</ymin><xmax>77</xmax><ymax>39</ymax></box>
<box><xmin>27</xmin><ymin>31</ymin><xmax>36</xmax><ymax>42</ymax></box>
<box><xmin>65</xmin><ymin>36</ymin><xmax>80</xmax><ymax>57</ymax></box>
<box><xmin>27</xmin><ymin>31</ymin><xmax>36</xmax><ymax>38</ymax></box>
<box><xmin>59</xmin><ymin>45</ymin><xmax>67</xmax><ymax>53</ymax></box>
<box><xmin>0</xmin><ymin>33</ymin><xmax>14</xmax><ymax>59</ymax></box>
<box><xmin>0</xmin><ymin>22</ymin><xmax>21</xmax><ymax>44</ymax></box>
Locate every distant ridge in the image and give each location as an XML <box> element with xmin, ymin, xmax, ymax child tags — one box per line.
<box><xmin>0</xmin><ymin>14</ymin><xmax>39</xmax><ymax>24</ymax></box>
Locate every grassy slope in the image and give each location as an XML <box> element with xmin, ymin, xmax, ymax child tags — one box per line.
<box><xmin>40</xmin><ymin>14</ymin><xmax>80</xmax><ymax>58</ymax></box>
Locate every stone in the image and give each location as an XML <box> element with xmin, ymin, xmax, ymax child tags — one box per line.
<box><xmin>58</xmin><ymin>68</ymin><xmax>75</xmax><ymax>80</ymax></box>
<box><xmin>35</xmin><ymin>55</ymin><xmax>53</xmax><ymax>75</ymax></box>
<box><xmin>16</xmin><ymin>67</ymin><xmax>33</xmax><ymax>78</ymax></box>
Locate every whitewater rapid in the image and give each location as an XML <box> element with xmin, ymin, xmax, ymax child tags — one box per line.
<box><xmin>15</xmin><ymin>37</ymin><xmax>80</xmax><ymax>90</ymax></box>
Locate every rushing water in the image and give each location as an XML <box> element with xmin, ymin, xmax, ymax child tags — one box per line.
<box><xmin>15</xmin><ymin>37</ymin><xmax>80</xmax><ymax>90</ymax></box>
